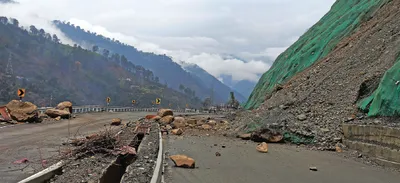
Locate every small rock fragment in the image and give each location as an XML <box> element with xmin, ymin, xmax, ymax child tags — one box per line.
<box><xmin>297</xmin><ymin>114</ymin><xmax>307</xmax><ymax>121</ymax></box>
<box><xmin>169</xmin><ymin>155</ymin><xmax>195</xmax><ymax>168</ymax></box>
<box><xmin>202</xmin><ymin>124</ymin><xmax>212</xmax><ymax>130</ymax></box>
<box><xmin>238</xmin><ymin>133</ymin><xmax>251</xmax><ymax>140</ymax></box>
<box><xmin>335</xmin><ymin>145</ymin><xmax>342</xmax><ymax>153</ymax></box>
<box><xmin>111</xmin><ymin>118</ymin><xmax>122</xmax><ymax>126</ymax></box>
<box><xmin>256</xmin><ymin>142</ymin><xmax>268</xmax><ymax>153</ymax></box>
<box><xmin>309</xmin><ymin>167</ymin><xmax>318</xmax><ymax>171</ymax></box>
<box><xmin>215</xmin><ymin>152</ymin><xmax>221</xmax><ymax>157</ymax></box>
<box><xmin>171</xmin><ymin>128</ymin><xmax>183</xmax><ymax>135</ymax></box>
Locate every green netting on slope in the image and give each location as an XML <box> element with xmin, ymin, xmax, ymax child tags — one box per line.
<box><xmin>283</xmin><ymin>132</ymin><xmax>315</xmax><ymax>145</ymax></box>
<box><xmin>245</xmin><ymin>0</ymin><xmax>389</xmax><ymax>110</ymax></box>
<box><xmin>358</xmin><ymin>55</ymin><xmax>400</xmax><ymax>116</ymax></box>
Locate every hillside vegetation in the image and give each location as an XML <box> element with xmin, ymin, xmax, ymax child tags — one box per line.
<box><xmin>0</xmin><ymin>17</ymin><xmax>201</xmax><ymax>108</ymax></box>
<box><xmin>53</xmin><ymin>20</ymin><xmax>236</xmax><ymax>103</ymax></box>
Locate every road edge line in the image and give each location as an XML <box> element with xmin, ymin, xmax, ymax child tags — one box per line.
<box><xmin>150</xmin><ymin>123</ymin><xmax>163</xmax><ymax>183</ymax></box>
<box><xmin>18</xmin><ymin>160</ymin><xmax>64</xmax><ymax>183</ymax></box>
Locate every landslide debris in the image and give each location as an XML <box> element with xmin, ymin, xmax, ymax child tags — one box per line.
<box><xmin>232</xmin><ymin>0</ymin><xmax>400</xmax><ymax>150</ymax></box>
<box><xmin>5</xmin><ymin>100</ymin><xmax>39</xmax><ymax>122</ymax></box>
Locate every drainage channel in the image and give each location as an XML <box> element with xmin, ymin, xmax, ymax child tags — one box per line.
<box><xmin>99</xmin><ymin>133</ymin><xmax>145</xmax><ymax>183</ymax></box>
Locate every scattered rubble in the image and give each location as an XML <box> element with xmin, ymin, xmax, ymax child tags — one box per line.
<box><xmin>171</xmin><ymin>128</ymin><xmax>183</xmax><ymax>135</ymax></box>
<box><xmin>169</xmin><ymin>155</ymin><xmax>195</xmax><ymax>168</ymax></box>
<box><xmin>202</xmin><ymin>124</ymin><xmax>212</xmax><ymax>130</ymax></box>
<box><xmin>256</xmin><ymin>142</ymin><xmax>268</xmax><ymax>153</ymax></box>
<box><xmin>172</xmin><ymin>117</ymin><xmax>186</xmax><ymax>129</ymax></box>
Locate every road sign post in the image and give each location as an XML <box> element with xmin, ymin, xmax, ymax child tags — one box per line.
<box><xmin>18</xmin><ymin>88</ymin><xmax>25</xmax><ymax>101</ymax></box>
<box><xmin>106</xmin><ymin>97</ymin><xmax>111</xmax><ymax>112</ymax></box>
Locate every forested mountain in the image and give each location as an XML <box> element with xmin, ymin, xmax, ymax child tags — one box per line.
<box><xmin>0</xmin><ymin>17</ymin><xmax>201</xmax><ymax>108</ymax></box>
<box><xmin>181</xmin><ymin>62</ymin><xmax>246</xmax><ymax>102</ymax></box>
<box><xmin>53</xmin><ymin>20</ymin><xmax>231</xmax><ymax>103</ymax></box>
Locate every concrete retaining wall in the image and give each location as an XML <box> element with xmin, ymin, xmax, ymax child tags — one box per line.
<box><xmin>343</xmin><ymin>124</ymin><xmax>400</xmax><ymax>148</ymax></box>
<box><xmin>342</xmin><ymin>124</ymin><xmax>400</xmax><ymax>168</ymax></box>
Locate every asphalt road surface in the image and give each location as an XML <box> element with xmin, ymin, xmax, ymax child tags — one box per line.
<box><xmin>165</xmin><ymin>135</ymin><xmax>400</xmax><ymax>183</ymax></box>
<box><xmin>0</xmin><ymin>112</ymin><xmax>151</xmax><ymax>183</ymax></box>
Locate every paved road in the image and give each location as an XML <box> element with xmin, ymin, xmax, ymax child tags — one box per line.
<box><xmin>0</xmin><ymin>112</ymin><xmax>151</xmax><ymax>183</ymax></box>
<box><xmin>165</xmin><ymin>135</ymin><xmax>400</xmax><ymax>183</ymax></box>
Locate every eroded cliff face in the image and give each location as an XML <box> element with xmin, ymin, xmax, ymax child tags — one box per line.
<box><xmin>245</xmin><ymin>0</ymin><xmax>390</xmax><ymax>110</ymax></box>
<box><xmin>235</xmin><ymin>0</ymin><xmax>400</xmax><ymax>149</ymax></box>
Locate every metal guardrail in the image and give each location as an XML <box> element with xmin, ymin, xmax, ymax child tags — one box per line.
<box><xmin>37</xmin><ymin>106</ymin><xmax>189</xmax><ymax>114</ymax></box>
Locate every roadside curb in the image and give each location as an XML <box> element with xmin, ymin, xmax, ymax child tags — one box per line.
<box><xmin>18</xmin><ymin>161</ymin><xmax>64</xmax><ymax>183</ymax></box>
<box><xmin>150</xmin><ymin>123</ymin><xmax>164</xmax><ymax>183</ymax></box>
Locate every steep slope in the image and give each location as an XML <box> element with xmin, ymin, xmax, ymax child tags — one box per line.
<box><xmin>245</xmin><ymin>0</ymin><xmax>390</xmax><ymax>109</ymax></box>
<box><xmin>232</xmin><ymin>0</ymin><xmax>400</xmax><ymax>149</ymax></box>
<box><xmin>0</xmin><ymin>17</ymin><xmax>201</xmax><ymax>108</ymax></box>
<box><xmin>53</xmin><ymin>21</ymin><xmax>227</xmax><ymax>103</ymax></box>
<box><xmin>181</xmin><ymin>62</ymin><xmax>246</xmax><ymax>102</ymax></box>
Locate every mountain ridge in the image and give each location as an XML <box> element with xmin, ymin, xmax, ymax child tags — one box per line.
<box><xmin>53</xmin><ymin>20</ymin><xmax>237</xmax><ymax>104</ymax></box>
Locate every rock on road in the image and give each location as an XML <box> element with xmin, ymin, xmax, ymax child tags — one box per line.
<box><xmin>165</xmin><ymin>135</ymin><xmax>400</xmax><ymax>183</ymax></box>
<box><xmin>0</xmin><ymin>112</ymin><xmax>151</xmax><ymax>183</ymax></box>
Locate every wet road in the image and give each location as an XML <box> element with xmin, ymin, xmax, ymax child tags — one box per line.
<box><xmin>165</xmin><ymin>135</ymin><xmax>400</xmax><ymax>183</ymax></box>
<box><xmin>0</xmin><ymin>112</ymin><xmax>150</xmax><ymax>183</ymax></box>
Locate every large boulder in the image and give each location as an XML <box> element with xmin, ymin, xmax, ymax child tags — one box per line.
<box><xmin>172</xmin><ymin>117</ymin><xmax>186</xmax><ymax>129</ymax></box>
<box><xmin>6</xmin><ymin>100</ymin><xmax>39</xmax><ymax>122</ymax></box>
<box><xmin>45</xmin><ymin>108</ymin><xmax>70</xmax><ymax>119</ymax></box>
<box><xmin>160</xmin><ymin>115</ymin><xmax>174</xmax><ymax>125</ymax></box>
<box><xmin>56</xmin><ymin>101</ymin><xmax>73</xmax><ymax>113</ymax></box>
<box><xmin>169</xmin><ymin>155</ymin><xmax>195</xmax><ymax>168</ymax></box>
<box><xmin>251</xmin><ymin>128</ymin><xmax>283</xmax><ymax>143</ymax></box>
<box><xmin>157</xmin><ymin>109</ymin><xmax>173</xmax><ymax>117</ymax></box>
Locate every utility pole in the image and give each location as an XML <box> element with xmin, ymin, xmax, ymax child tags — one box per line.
<box><xmin>210</xmin><ymin>81</ymin><xmax>214</xmax><ymax>106</ymax></box>
<box><xmin>50</xmin><ymin>94</ymin><xmax>53</xmax><ymax>107</ymax></box>
<box><xmin>6</xmin><ymin>53</ymin><xmax>13</xmax><ymax>78</ymax></box>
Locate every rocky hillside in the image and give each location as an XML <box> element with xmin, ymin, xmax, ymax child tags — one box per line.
<box><xmin>233</xmin><ymin>0</ymin><xmax>400</xmax><ymax>150</ymax></box>
<box><xmin>53</xmin><ymin>21</ymin><xmax>234</xmax><ymax>104</ymax></box>
<box><xmin>0</xmin><ymin>17</ymin><xmax>201</xmax><ymax>108</ymax></box>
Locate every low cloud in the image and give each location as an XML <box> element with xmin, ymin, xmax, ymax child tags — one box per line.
<box><xmin>0</xmin><ymin>0</ymin><xmax>336</xmax><ymax>84</ymax></box>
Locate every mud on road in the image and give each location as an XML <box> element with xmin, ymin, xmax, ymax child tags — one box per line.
<box><xmin>0</xmin><ymin>112</ymin><xmax>150</xmax><ymax>183</ymax></box>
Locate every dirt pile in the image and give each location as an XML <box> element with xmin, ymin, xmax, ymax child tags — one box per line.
<box><xmin>232</xmin><ymin>0</ymin><xmax>400</xmax><ymax>150</ymax></box>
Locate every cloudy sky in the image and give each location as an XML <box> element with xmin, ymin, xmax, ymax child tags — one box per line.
<box><xmin>0</xmin><ymin>0</ymin><xmax>335</xmax><ymax>83</ymax></box>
